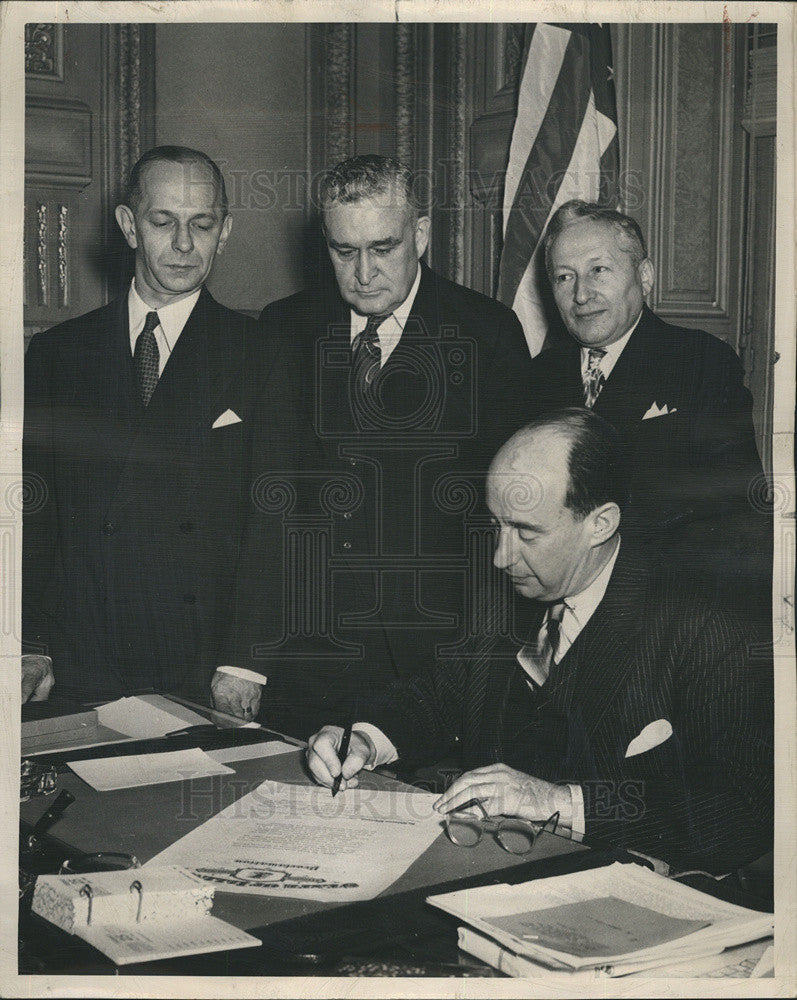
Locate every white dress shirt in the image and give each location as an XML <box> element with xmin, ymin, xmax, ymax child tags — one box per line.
<box><xmin>128</xmin><ymin>280</ymin><xmax>202</xmax><ymax>377</ymax></box>
<box><xmin>349</xmin><ymin>263</ymin><xmax>422</xmax><ymax>366</ymax></box>
<box><xmin>578</xmin><ymin>312</ymin><xmax>642</xmax><ymax>384</ymax></box>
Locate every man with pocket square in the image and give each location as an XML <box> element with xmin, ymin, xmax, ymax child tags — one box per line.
<box><xmin>22</xmin><ymin>146</ymin><xmax>293</xmax><ymax>704</ymax></box>
<box><xmin>527</xmin><ymin>200</ymin><xmax>770</xmax><ymax>617</ymax></box>
<box><xmin>307</xmin><ymin>410</ymin><xmax>773</xmax><ymax>873</ymax></box>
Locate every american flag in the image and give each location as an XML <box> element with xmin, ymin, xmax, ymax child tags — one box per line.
<box><xmin>497</xmin><ymin>24</ymin><xmax>620</xmax><ymax>356</ymax></box>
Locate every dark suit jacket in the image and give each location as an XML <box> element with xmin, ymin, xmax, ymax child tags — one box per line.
<box><xmin>232</xmin><ymin>263</ymin><xmax>536</xmax><ymax>736</ymax></box>
<box><xmin>23</xmin><ymin>287</ymin><xmax>292</xmax><ymax>702</ymax></box>
<box><xmin>362</xmin><ymin>544</ymin><xmax>773</xmax><ymax>872</ymax></box>
<box><xmin>528</xmin><ymin>306</ymin><xmax>770</xmax><ymax>612</ymax></box>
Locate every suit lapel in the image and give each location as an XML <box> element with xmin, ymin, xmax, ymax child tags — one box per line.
<box><xmin>593</xmin><ymin>308</ymin><xmax>661</xmax><ymax>425</ymax></box>
<box><xmin>550</xmin><ymin>547</ymin><xmax>653</xmax><ymax>771</ymax></box>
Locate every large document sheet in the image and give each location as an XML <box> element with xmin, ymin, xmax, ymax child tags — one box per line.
<box><xmin>147</xmin><ymin>779</ymin><xmax>444</xmax><ymax>902</ymax></box>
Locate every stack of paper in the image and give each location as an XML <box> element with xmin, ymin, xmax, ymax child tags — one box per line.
<box><xmin>428</xmin><ymin>862</ymin><xmax>773</xmax><ymax>978</ymax></box>
<box><xmin>32</xmin><ymin>866</ymin><xmax>260</xmax><ymax>965</ymax></box>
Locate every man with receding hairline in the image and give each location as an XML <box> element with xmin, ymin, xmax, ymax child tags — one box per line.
<box><xmin>530</xmin><ymin>199</ymin><xmax>770</xmax><ymax>616</ymax></box>
<box><xmin>22</xmin><ymin>145</ymin><xmax>294</xmax><ymax>704</ymax></box>
<box><xmin>306</xmin><ymin>409</ymin><xmax>773</xmax><ymax>873</ymax></box>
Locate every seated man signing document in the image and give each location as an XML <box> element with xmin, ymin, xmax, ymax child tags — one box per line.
<box><xmin>307</xmin><ymin>409</ymin><xmax>773</xmax><ymax>873</ymax></box>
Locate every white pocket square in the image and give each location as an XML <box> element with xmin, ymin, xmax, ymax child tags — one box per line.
<box><xmin>212</xmin><ymin>409</ymin><xmax>242</xmax><ymax>429</ymax></box>
<box><xmin>625</xmin><ymin>718</ymin><xmax>673</xmax><ymax>758</ymax></box>
<box><xmin>642</xmin><ymin>401</ymin><xmax>678</xmax><ymax>420</ymax></box>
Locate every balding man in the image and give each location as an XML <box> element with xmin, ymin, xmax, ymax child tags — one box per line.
<box><xmin>307</xmin><ymin>410</ymin><xmax>772</xmax><ymax>873</ymax></box>
<box><xmin>529</xmin><ymin>200</ymin><xmax>770</xmax><ymax>617</ymax></box>
<box><xmin>23</xmin><ymin>145</ymin><xmax>295</xmax><ymax>704</ymax></box>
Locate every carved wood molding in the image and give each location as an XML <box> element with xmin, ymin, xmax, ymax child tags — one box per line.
<box><xmin>650</xmin><ymin>24</ymin><xmax>735</xmax><ymax>321</ymax></box>
<box><xmin>742</xmin><ymin>46</ymin><xmax>776</xmax><ymax>137</ymax></box>
<box><xmin>395</xmin><ymin>24</ymin><xmax>416</xmax><ymax>167</ymax></box>
<box><xmin>325</xmin><ymin>24</ymin><xmax>355</xmax><ymax>164</ymax></box>
<box><xmin>25</xmin><ymin>23</ymin><xmax>64</xmax><ymax>80</ymax></box>
<box><xmin>448</xmin><ymin>23</ymin><xmax>467</xmax><ymax>285</ymax></box>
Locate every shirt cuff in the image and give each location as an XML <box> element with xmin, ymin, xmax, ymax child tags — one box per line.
<box><xmin>216</xmin><ymin>664</ymin><xmax>268</xmax><ymax>686</ymax></box>
<box><xmin>568</xmin><ymin>783</ymin><xmax>585</xmax><ymax>842</ymax></box>
<box><xmin>353</xmin><ymin>723</ymin><xmax>399</xmax><ymax>769</ymax></box>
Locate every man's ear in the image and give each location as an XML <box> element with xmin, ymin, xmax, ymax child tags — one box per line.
<box><xmin>216</xmin><ymin>214</ymin><xmax>233</xmax><ymax>256</ymax></box>
<box><xmin>115</xmin><ymin>204</ymin><xmax>138</xmax><ymax>250</ymax></box>
<box><xmin>588</xmin><ymin>502</ymin><xmax>621</xmax><ymax>546</ymax></box>
<box><xmin>414</xmin><ymin>215</ymin><xmax>431</xmax><ymax>259</ymax></box>
<box><xmin>638</xmin><ymin>258</ymin><xmax>654</xmax><ymax>298</ymax></box>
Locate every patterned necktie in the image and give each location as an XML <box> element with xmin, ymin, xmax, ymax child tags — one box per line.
<box><xmin>538</xmin><ymin>600</ymin><xmax>568</xmax><ymax>684</ymax></box>
<box><xmin>583</xmin><ymin>348</ymin><xmax>607</xmax><ymax>408</ymax></box>
<box><xmin>133</xmin><ymin>310</ymin><xmax>160</xmax><ymax>406</ymax></box>
<box><xmin>352</xmin><ymin>314</ymin><xmax>387</xmax><ymax>391</ymax></box>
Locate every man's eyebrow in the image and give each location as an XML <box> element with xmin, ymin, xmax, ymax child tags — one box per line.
<box><xmin>328</xmin><ymin>237</ymin><xmax>402</xmax><ymax>250</ymax></box>
<box><xmin>508</xmin><ymin>518</ymin><xmax>540</xmax><ymax>532</ymax></box>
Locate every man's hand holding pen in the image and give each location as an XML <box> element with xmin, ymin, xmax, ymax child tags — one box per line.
<box><xmin>306</xmin><ymin>725</ymin><xmax>376</xmax><ymax>792</ymax></box>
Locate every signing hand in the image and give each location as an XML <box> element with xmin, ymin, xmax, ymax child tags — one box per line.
<box><xmin>210</xmin><ymin>669</ymin><xmax>262</xmax><ymax>720</ymax></box>
<box><xmin>306</xmin><ymin>725</ymin><xmax>375</xmax><ymax>791</ymax></box>
<box><xmin>21</xmin><ymin>654</ymin><xmax>55</xmax><ymax>703</ymax></box>
<box><xmin>434</xmin><ymin>763</ymin><xmax>572</xmax><ymax>827</ymax></box>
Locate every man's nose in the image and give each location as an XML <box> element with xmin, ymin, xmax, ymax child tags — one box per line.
<box><xmin>573</xmin><ymin>275</ymin><xmax>594</xmax><ymax>305</ymax></box>
<box><xmin>355</xmin><ymin>251</ymin><xmax>376</xmax><ymax>286</ymax></box>
<box><xmin>173</xmin><ymin>224</ymin><xmax>194</xmax><ymax>254</ymax></box>
<box><xmin>493</xmin><ymin>529</ymin><xmax>513</xmax><ymax>570</ymax></box>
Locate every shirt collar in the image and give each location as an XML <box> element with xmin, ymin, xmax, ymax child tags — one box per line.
<box><xmin>561</xmin><ymin>536</ymin><xmax>621</xmax><ymax>630</ymax></box>
<box><xmin>350</xmin><ymin>263</ymin><xmax>422</xmax><ymax>364</ymax></box>
<box><xmin>579</xmin><ymin>310</ymin><xmax>642</xmax><ymax>380</ymax></box>
<box><xmin>128</xmin><ymin>279</ymin><xmax>202</xmax><ymax>344</ymax></box>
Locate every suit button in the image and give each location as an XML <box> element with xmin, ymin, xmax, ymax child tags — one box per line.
<box><xmin>102</xmin><ymin>522</ymin><xmax>115</xmax><ymax>536</ymax></box>
<box><xmin>343</xmin><ymin>512</ymin><xmax>352</xmax><ymax>520</ymax></box>
<box><xmin>179</xmin><ymin>521</ymin><xmax>194</xmax><ymax>534</ymax></box>
<box><xmin>348</xmin><ymin>458</ymin><xmax>357</xmax><ymax>467</ymax></box>
<box><xmin>343</xmin><ymin>541</ymin><xmax>352</xmax><ymax>550</ymax></box>
<box><xmin>183</xmin><ymin>593</ymin><xmax>196</xmax><ymax>605</ymax></box>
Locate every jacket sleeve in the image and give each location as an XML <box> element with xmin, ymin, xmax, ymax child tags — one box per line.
<box><xmin>581</xmin><ymin>609</ymin><xmax>773</xmax><ymax>873</ymax></box>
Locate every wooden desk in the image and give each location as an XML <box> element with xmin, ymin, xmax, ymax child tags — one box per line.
<box><xmin>20</xmin><ymin>733</ymin><xmax>597</xmax><ymax>975</ymax></box>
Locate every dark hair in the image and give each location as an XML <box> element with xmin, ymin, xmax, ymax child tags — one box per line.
<box><xmin>123</xmin><ymin>145</ymin><xmax>228</xmax><ymax>216</ymax></box>
<box><xmin>320</xmin><ymin>154</ymin><xmax>422</xmax><ymax>215</ymax></box>
<box><xmin>543</xmin><ymin>200</ymin><xmax>647</xmax><ymax>278</ymax></box>
<box><xmin>522</xmin><ymin>407</ymin><xmax>629</xmax><ymax>518</ymax></box>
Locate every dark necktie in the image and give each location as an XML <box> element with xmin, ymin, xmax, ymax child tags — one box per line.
<box><xmin>538</xmin><ymin>600</ymin><xmax>568</xmax><ymax>684</ymax></box>
<box><xmin>352</xmin><ymin>314</ymin><xmax>387</xmax><ymax>391</ymax></box>
<box><xmin>133</xmin><ymin>310</ymin><xmax>160</xmax><ymax>406</ymax></box>
<box><xmin>583</xmin><ymin>348</ymin><xmax>607</xmax><ymax>408</ymax></box>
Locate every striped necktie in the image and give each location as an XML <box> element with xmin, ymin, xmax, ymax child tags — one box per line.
<box><xmin>583</xmin><ymin>348</ymin><xmax>607</xmax><ymax>408</ymax></box>
<box><xmin>134</xmin><ymin>310</ymin><xmax>160</xmax><ymax>406</ymax></box>
<box><xmin>537</xmin><ymin>600</ymin><xmax>568</xmax><ymax>684</ymax></box>
<box><xmin>352</xmin><ymin>314</ymin><xmax>388</xmax><ymax>391</ymax></box>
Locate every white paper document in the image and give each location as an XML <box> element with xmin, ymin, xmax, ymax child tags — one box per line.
<box><xmin>147</xmin><ymin>779</ymin><xmax>444</xmax><ymax>902</ymax></box>
<box><xmin>430</xmin><ymin>863</ymin><xmax>773</xmax><ymax>974</ymax></box>
<box><xmin>95</xmin><ymin>694</ymin><xmax>209</xmax><ymax>738</ymax></box>
<box><xmin>68</xmin><ymin>747</ymin><xmax>234</xmax><ymax>791</ymax></box>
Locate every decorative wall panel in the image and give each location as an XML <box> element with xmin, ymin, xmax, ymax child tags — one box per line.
<box><xmin>25</xmin><ymin>23</ymin><xmax>64</xmax><ymax>80</ymax></box>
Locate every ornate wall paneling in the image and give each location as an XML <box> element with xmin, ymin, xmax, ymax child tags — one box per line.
<box><xmin>467</xmin><ymin>24</ymin><xmax>526</xmax><ymax>297</ymax></box>
<box><xmin>740</xmin><ymin>26</ymin><xmax>778</xmax><ymax>472</ymax></box>
<box><xmin>620</xmin><ymin>23</ymin><xmax>748</xmax><ymax>346</ymax></box>
<box><xmin>24</xmin><ymin>23</ymin><xmax>155</xmax><ymax>341</ymax></box>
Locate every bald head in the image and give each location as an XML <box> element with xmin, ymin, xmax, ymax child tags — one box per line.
<box><xmin>486</xmin><ymin>410</ymin><xmax>624</xmax><ymax>602</ymax></box>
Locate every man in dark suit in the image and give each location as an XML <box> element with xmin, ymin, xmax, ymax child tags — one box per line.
<box><xmin>222</xmin><ymin>155</ymin><xmax>536</xmax><ymax>734</ymax></box>
<box><xmin>528</xmin><ymin>200</ymin><xmax>769</xmax><ymax>615</ymax></box>
<box><xmin>307</xmin><ymin>410</ymin><xmax>773</xmax><ymax>872</ymax></box>
<box><xmin>22</xmin><ymin>145</ymin><xmax>291</xmax><ymax>705</ymax></box>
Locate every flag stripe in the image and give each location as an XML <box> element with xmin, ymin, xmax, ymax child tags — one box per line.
<box><xmin>497</xmin><ymin>29</ymin><xmax>593</xmax><ymax>306</ymax></box>
<box><xmin>497</xmin><ymin>23</ymin><xmax>620</xmax><ymax>356</ymax></box>
<box><xmin>502</xmin><ymin>25</ymin><xmax>571</xmax><ymax>233</ymax></box>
